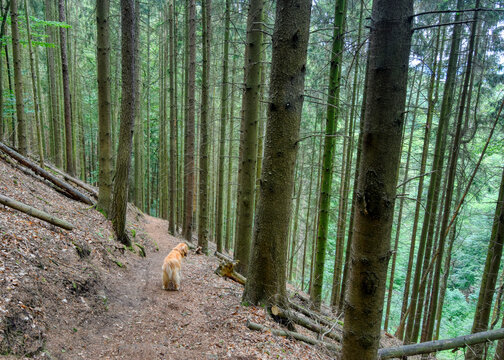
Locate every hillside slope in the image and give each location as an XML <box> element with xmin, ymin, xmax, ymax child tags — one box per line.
<box><xmin>0</xmin><ymin>156</ymin><xmax>337</xmax><ymax>359</ymax></box>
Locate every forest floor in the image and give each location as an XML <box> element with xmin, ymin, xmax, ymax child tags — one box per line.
<box><xmin>0</xmin><ymin>152</ymin><xmax>416</xmax><ymax>360</ymax></box>
<box><xmin>0</xmin><ymin>154</ymin><xmax>343</xmax><ymax>359</ymax></box>
<box><xmin>36</xmin><ymin>215</ymin><xmax>339</xmax><ymax>360</ymax></box>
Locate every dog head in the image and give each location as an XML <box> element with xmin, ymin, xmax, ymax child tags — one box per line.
<box><xmin>175</xmin><ymin>243</ymin><xmax>189</xmax><ymax>257</ymax></box>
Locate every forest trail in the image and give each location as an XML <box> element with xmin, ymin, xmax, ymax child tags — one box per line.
<box><xmin>41</xmin><ymin>215</ymin><xmax>329</xmax><ymax>360</ymax></box>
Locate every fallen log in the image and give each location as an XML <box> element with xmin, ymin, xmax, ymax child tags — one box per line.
<box><xmin>44</xmin><ymin>162</ymin><xmax>98</xmax><ymax>198</ymax></box>
<box><xmin>214</xmin><ymin>250</ymin><xmax>234</xmax><ymax>262</ymax></box>
<box><xmin>0</xmin><ymin>194</ymin><xmax>74</xmax><ymax>230</ymax></box>
<box><xmin>378</xmin><ymin>327</ymin><xmax>504</xmax><ymax>359</ymax></box>
<box><xmin>0</xmin><ymin>142</ymin><xmax>94</xmax><ymax>205</ymax></box>
<box><xmin>246</xmin><ymin>320</ymin><xmax>339</xmax><ymax>353</ymax></box>
<box><xmin>271</xmin><ymin>306</ymin><xmax>341</xmax><ymax>342</ymax></box>
<box><xmin>288</xmin><ymin>301</ymin><xmax>342</xmax><ymax>329</ymax></box>
<box><xmin>214</xmin><ymin>259</ymin><xmax>246</xmax><ymax>285</ymax></box>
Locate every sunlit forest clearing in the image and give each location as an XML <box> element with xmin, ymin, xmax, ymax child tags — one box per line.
<box><xmin>0</xmin><ymin>0</ymin><xmax>504</xmax><ymax>359</ymax></box>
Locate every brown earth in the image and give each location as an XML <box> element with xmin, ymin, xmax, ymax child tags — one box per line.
<box><xmin>0</xmin><ymin>155</ymin><xmax>336</xmax><ymax>359</ymax></box>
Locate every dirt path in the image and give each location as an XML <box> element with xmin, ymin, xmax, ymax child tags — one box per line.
<box><xmin>42</xmin><ymin>215</ymin><xmax>329</xmax><ymax>360</ymax></box>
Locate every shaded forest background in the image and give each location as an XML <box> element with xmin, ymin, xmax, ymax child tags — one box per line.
<box><xmin>1</xmin><ymin>0</ymin><xmax>504</xmax><ymax>358</ymax></box>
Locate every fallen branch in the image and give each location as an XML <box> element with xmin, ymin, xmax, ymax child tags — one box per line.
<box><xmin>44</xmin><ymin>162</ymin><xmax>98</xmax><ymax>198</ymax></box>
<box><xmin>214</xmin><ymin>250</ymin><xmax>234</xmax><ymax>262</ymax></box>
<box><xmin>271</xmin><ymin>306</ymin><xmax>341</xmax><ymax>342</ymax></box>
<box><xmin>288</xmin><ymin>301</ymin><xmax>341</xmax><ymax>329</ymax></box>
<box><xmin>214</xmin><ymin>260</ymin><xmax>246</xmax><ymax>285</ymax></box>
<box><xmin>246</xmin><ymin>320</ymin><xmax>339</xmax><ymax>353</ymax></box>
<box><xmin>0</xmin><ymin>194</ymin><xmax>74</xmax><ymax>230</ymax></box>
<box><xmin>378</xmin><ymin>327</ymin><xmax>504</xmax><ymax>359</ymax></box>
<box><xmin>0</xmin><ymin>142</ymin><xmax>94</xmax><ymax>205</ymax></box>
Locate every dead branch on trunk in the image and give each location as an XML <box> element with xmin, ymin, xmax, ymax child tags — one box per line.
<box><xmin>44</xmin><ymin>162</ymin><xmax>98</xmax><ymax>198</ymax></box>
<box><xmin>246</xmin><ymin>320</ymin><xmax>340</xmax><ymax>353</ymax></box>
<box><xmin>270</xmin><ymin>305</ymin><xmax>342</xmax><ymax>342</ymax></box>
<box><xmin>378</xmin><ymin>327</ymin><xmax>504</xmax><ymax>359</ymax></box>
<box><xmin>0</xmin><ymin>194</ymin><xmax>74</xmax><ymax>230</ymax></box>
<box><xmin>0</xmin><ymin>142</ymin><xmax>94</xmax><ymax>205</ymax></box>
<box><xmin>214</xmin><ymin>259</ymin><xmax>246</xmax><ymax>285</ymax></box>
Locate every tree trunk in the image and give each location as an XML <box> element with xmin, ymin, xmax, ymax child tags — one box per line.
<box><xmin>225</xmin><ymin>55</ymin><xmax>237</xmax><ymax>252</ymax></box>
<box><xmin>397</xmin><ymin>24</ymin><xmax>443</xmax><ymax>340</ymax></box>
<box><xmin>215</xmin><ymin>0</ymin><xmax>230</xmax><ymax>253</ymax></box>
<box><xmin>0</xmin><ymin>141</ymin><xmax>94</xmax><ymax>205</ymax></box>
<box><xmin>425</xmin><ymin>2</ymin><xmax>480</xmax><ymax>343</ymax></box>
<box><xmin>168</xmin><ymin>0</ymin><xmax>177</xmax><ymax>235</ymax></box>
<box><xmin>300</xmin><ymin>137</ymin><xmax>316</xmax><ymax>291</ymax></box>
<box><xmin>310</xmin><ymin>0</ymin><xmax>347</xmax><ymax>310</ymax></box>
<box><xmin>198</xmin><ymin>0</ymin><xmax>211</xmax><ymax>254</ymax></box>
<box><xmin>145</xmin><ymin>7</ymin><xmax>151</xmax><ymax>214</ymax></box>
<box><xmin>384</xmin><ymin>67</ymin><xmax>423</xmax><ymax>332</ymax></box>
<box><xmin>133</xmin><ymin>0</ymin><xmax>143</xmax><ymax>212</ymax></box>
<box><xmin>465</xmin><ymin>172</ymin><xmax>504</xmax><ymax>360</ymax></box>
<box><xmin>233</xmin><ymin>0</ymin><xmax>264</xmax><ymax>275</ymax></box>
<box><xmin>0</xmin><ymin>0</ymin><xmax>7</xmax><ymax>143</ymax></box>
<box><xmin>183</xmin><ymin>0</ymin><xmax>196</xmax><ymax>241</ymax></box>
<box><xmin>24</xmin><ymin>0</ymin><xmax>44</xmax><ymax>166</ymax></box>
<box><xmin>45</xmin><ymin>0</ymin><xmax>62</xmax><ymax>167</ymax></box>
<box><xmin>337</xmin><ymin>0</ymin><xmax>366</xmax><ymax>314</ymax></box>
<box><xmin>0</xmin><ymin>194</ymin><xmax>74</xmax><ymax>230</ymax></box>
<box><xmin>96</xmin><ymin>0</ymin><xmax>113</xmax><ymax>216</ymax></box>
<box><xmin>242</xmin><ymin>0</ymin><xmax>311</xmax><ymax>307</ymax></box>
<box><xmin>404</xmin><ymin>4</ymin><xmax>462</xmax><ymax>343</ymax></box>
<box><xmin>341</xmin><ymin>0</ymin><xmax>413</xmax><ymax>359</ymax></box>
<box><xmin>58</xmin><ymin>0</ymin><xmax>74</xmax><ymax>176</ymax></box>
<box><xmin>111</xmin><ymin>0</ymin><xmax>136</xmax><ymax>246</ymax></box>
<box><xmin>379</xmin><ymin>327</ymin><xmax>504</xmax><ymax>360</ymax></box>
<box><xmin>289</xmin><ymin>157</ymin><xmax>304</xmax><ymax>282</ymax></box>
<box><xmin>10</xmin><ymin>0</ymin><xmax>26</xmax><ymax>155</ymax></box>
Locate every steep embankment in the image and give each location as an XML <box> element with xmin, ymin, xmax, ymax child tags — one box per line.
<box><xmin>0</xmin><ymin>156</ymin><xmax>335</xmax><ymax>359</ymax></box>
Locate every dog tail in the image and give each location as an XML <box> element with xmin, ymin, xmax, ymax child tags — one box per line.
<box><xmin>162</xmin><ymin>261</ymin><xmax>173</xmax><ymax>279</ymax></box>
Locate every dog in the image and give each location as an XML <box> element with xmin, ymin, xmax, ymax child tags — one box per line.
<box><xmin>162</xmin><ymin>242</ymin><xmax>189</xmax><ymax>291</ymax></box>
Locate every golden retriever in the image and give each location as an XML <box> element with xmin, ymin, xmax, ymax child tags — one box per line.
<box><xmin>162</xmin><ymin>243</ymin><xmax>189</xmax><ymax>291</ymax></box>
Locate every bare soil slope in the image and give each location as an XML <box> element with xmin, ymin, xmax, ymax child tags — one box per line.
<box><xmin>0</xmin><ymin>157</ymin><xmax>334</xmax><ymax>359</ymax></box>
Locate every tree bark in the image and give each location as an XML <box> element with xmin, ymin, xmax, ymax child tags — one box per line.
<box><xmin>233</xmin><ymin>0</ymin><xmax>264</xmax><ymax>275</ymax></box>
<box><xmin>183</xmin><ymin>0</ymin><xmax>196</xmax><ymax>241</ymax></box>
<box><xmin>465</xmin><ymin>168</ymin><xmax>504</xmax><ymax>360</ymax></box>
<box><xmin>242</xmin><ymin>0</ymin><xmax>311</xmax><ymax>307</ymax></box>
<box><xmin>215</xmin><ymin>0</ymin><xmax>230</xmax><ymax>253</ymax></box>
<box><xmin>198</xmin><ymin>0</ymin><xmax>211</xmax><ymax>254</ymax></box>
<box><xmin>59</xmin><ymin>0</ymin><xmax>74</xmax><ymax>176</ymax></box>
<box><xmin>404</xmin><ymin>3</ymin><xmax>462</xmax><ymax>343</ymax></box>
<box><xmin>341</xmin><ymin>0</ymin><xmax>413</xmax><ymax>359</ymax></box>
<box><xmin>24</xmin><ymin>0</ymin><xmax>44</xmax><ymax>167</ymax></box>
<box><xmin>96</xmin><ymin>0</ymin><xmax>113</xmax><ymax>216</ymax></box>
<box><xmin>225</xmin><ymin>55</ymin><xmax>237</xmax><ymax>252</ymax></box>
<box><xmin>310</xmin><ymin>0</ymin><xmax>347</xmax><ymax>311</ymax></box>
<box><xmin>168</xmin><ymin>0</ymin><xmax>177</xmax><ymax>234</ymax></box>
<box><xmin>396</xmin><ymin>24</ymin><xmax>443</xmax><ymax>340</ymax></box>
<box><xmin>111</xmin><ymin>0</ymin><xmax>136</xmax><ymax>246</ymax></box>
<box><xmin>133</xmin><ymin>0</ymin><xmax>143</xmax><ymax>212</ymax></box>
<box><xmin>384</xmin><ymin>67</ymin><xmax>423</xmax><ymax>332</ymax></box>
<box><xmin>10</xmin><ymin>0</ymin><xmax>26</xmax><ymax>155</ymax></box>
<box><xmin>426</xmin><ymin>1</ymin><xmax>480</xmax><ymax>342</ymax></box>
<box><xmin>145</xmin><ymin>7</ymin><xmax>151</xmax><ymax>214</ymax></box>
